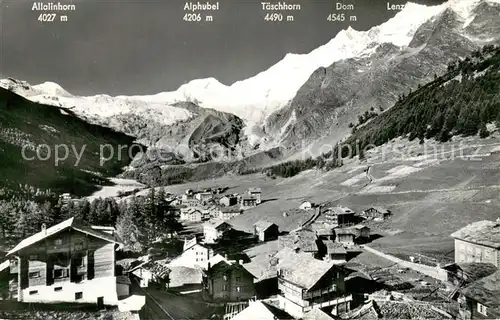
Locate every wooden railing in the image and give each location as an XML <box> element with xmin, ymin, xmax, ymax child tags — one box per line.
<box><xmin>303</xmin><ymin>294</ymin><xmax>353</xmax><ymax>312</ymax></box>
<box><xmin>303</xmin><ymin>284</ymin><xmax>337</xmax><ymax>299</ymax></box>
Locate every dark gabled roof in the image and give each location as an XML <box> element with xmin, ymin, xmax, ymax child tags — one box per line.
<box><xmin>206</xmin><ymin>260</ymin><xmax>255</xmax><ymax>279</ymax></box>
<box><xmin>7</xmin><ymin>217</ymin><xmax>119</xmax><ymax>256</ymax></box>
<box><xmin>450</xmin><ymin>220</ymin><xmax>500</xmax><ymax>248</ymax></box>
<box><xmin>462</xmin><ymin>270</ymin><xmax>500</xmax><ymax>311</ymax></box>
<box><xmin>253</xmin><ymin>220</ymin><xmax>278</xmax><ymax>233</ymax></box>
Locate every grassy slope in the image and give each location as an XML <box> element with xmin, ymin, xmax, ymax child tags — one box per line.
<box><xmin>0</xmin><ymin>87</ymin><xmax>140</xmax><ymax>196</ymax></box>
<box><xmin>146</xmin><ymin>134</ymin><xmax>500</xmax><ymax>263</ymax></box>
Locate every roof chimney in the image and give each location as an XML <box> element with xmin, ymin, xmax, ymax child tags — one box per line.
<box><xmin>41</xmin><ymin>223</ymin><xmax>46</xmax><ymax>234</ymax></box>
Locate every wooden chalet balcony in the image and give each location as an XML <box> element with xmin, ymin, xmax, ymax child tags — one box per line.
<box><xmin>302</xmin><ymin>284</ymin><xmax>337</xmax><ymax>300</ymax></box>
<box><xmin>303</xmin><ymin>294</ymin><xmax>353</xmax><ymax>312</ymax></box>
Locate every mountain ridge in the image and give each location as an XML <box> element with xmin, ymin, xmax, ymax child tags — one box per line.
<box><xmin>2</xmin><ymin>0</ymin><xmax>499</xmax><ymax>164</ymax></box>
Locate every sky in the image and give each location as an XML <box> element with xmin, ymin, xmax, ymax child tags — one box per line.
<box><xmin>0</xmin><ymin>0</ymin><xmax>446</xmax><ymax>95</ymax></box>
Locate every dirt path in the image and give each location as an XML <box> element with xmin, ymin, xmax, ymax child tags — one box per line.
<box><xmin>363</xmin><ymin>246</ymin><xmax>447</xmax><ymax>281</ymax></box>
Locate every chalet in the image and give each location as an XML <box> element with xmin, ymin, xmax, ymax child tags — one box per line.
<box><xmin>232</xmin><ymin>300</ymin><xmax>293</xmax><ymax>320</ymax></box>
<box><xmin>334</xmin><ymin>228</ymin><xmax>355</xmax><ymax>246</ymax></box>
<box><xmin>241</xmin><ymin>196</ymin><xmax>258</xmax><ymax>208</ymax></box>
<box><xmin>180</xmin><ymin>208</ymin><xmax>203</xmax><ymax>222</ymax></box>
<box><xmin>323</xmin><ymin>206</ymin><xmax>356</xmax><ymax>227</ymax></box>
<box><xmin>362</xmin><ymin>207</ymin><xmax>391</xmax><ymax>221</ymax></box>
<box><xmin>203</xmin><ymin>220</ymin><xmax>232</xmax><ymax>244</ymax></box>
<box><xmin>203</xmin><ymin>260</ymin><xmax>255</xmax><ymax>302</ymax></box>
<box><xmin>253</xmin><ymin>220</ymin><xmax>279</xmax><ymax>242</ymax></box>
<box><xmin>195</xmin><ymin>192</ymin><xmax>213</xmax><ymax>203</ymax></box>
<box><xmin>6</xmin><ymin>218</ymin><xmax>123</xmax><ymax>305</ymax></box>
<box><xmin>351</xmin><ymin>225</ymin><xmax>370</xmax><ymax>239</ymax></box>
<box><xmin>450</xmin><ymin>220</ymin><xmax>500</xmax><ymax>267</ymax></box>
<box><xmin>278</xmin><ymin>228</ymin><xmax>318</xmax><ymax>257</ymax></box>
<box><xmin>459</xmin><ymin>270</ymin><xmax>500</xmax><ymax>319</ymax></box>
<box><xmin>218</xmin><ymin>207</ymin><xmax>243</xmax><ymax>220</ymax></box>
<box><xmin>323</xmin><ymin>241</ymin><xmax>347</xmax><ymax>264</ymax></box>
<box><xmin>274</xmin><ymin>247</ymin><xmax>352</xmax><ymax>318</ymax></box>
<box><xmin>247</xmin><ymin>188</ymin><xmax>262</xmax><ymax>204</ymax></box>
<box><xmin>169</xmin><ymin>237</ymin><xmax>214</xmax><ymax>269</ymax></box>
<box><xmin>219</xmin><ymin>195</ymin><xmax>238</xmax><ymax>207</ymax></box>
<box><xmin>299</xmin><ymin>201</ymin><xmax>314</xmax><ymax>210</ymax></box>
<box><xmin>129</xmin><ymin>260</ymin><xmax>171</xmax><ymax>289</ymax></box>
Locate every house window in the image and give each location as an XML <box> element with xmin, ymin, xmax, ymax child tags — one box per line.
<box><xmin>237</xmin><ymin>286</ymin><xmax>240</xmax><ymax>292</ymax></box>
<box><xmin>54</xmin><ymin>238</ymin><xmax>63</xmax><ymax>246</ymax></box>
<box><xmin>223</xmin><ymin>275</ymin><xmax>228</xmax><ymax>281</ymax></box>
<box><xmin>54</xmin><ymin>268</ymin><xmax>69</xmax><ymax>279</ymax></box>
<box><xmin>236</xmin><ymin>276</ymin><xmax>241</xmax><ymax>283</ymax></box>
<box><xmin>484</xmin><ymin>250</ymin><xmax>491</xmax><ymax>261</ymax></box>
<box><xmin>75</xmin><ymin>292</ymin><xmax>83</xmax><ymax>300</ymax></box>
<box><xmin>29</xmin><ymin>290</ymin><xmax>38</xmax><ymax>295</ymax></box>
<box><xmin>54</xmin><ymin>287</ymin><xmax>63</xmax><ymax>292</ymax></box>
<box><xmin>29</xmin><ymin>271</ymin><xmax>40</xmax><ymax>278</ymax></box>
<box><xmin>477</xmin><ymin>303</ymin><xmax>487</xmax><ymax>316</ymax></box>
<box><xmin>73</xmin><ymin>257</ymin><xmax>84</xmax><ymax>267</ymax></box>
<box><xmin>29</xmin><ymin>254</ymin><xmax>38</xmax><ymax>260</ymax></box>
<box><xmin>223</xmin><ymin>285</ymin><xmax>228</xmax><ymax>291</ymax></box>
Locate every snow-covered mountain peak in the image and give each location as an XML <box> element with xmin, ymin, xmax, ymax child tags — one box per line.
<box><xmin>32</xmin><ymin>81</ymin><xmax>72</xmax><ymax>97</ymax></box>
<box><xmin>4</xmin><ymin>0</ymin><xmax>493</xmax><ymax>150</ymax></box>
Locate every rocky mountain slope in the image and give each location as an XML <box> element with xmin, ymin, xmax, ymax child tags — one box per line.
<box><xmin>0</xmin><ymin>86</ymin><xmax>138</xmax><ymax>195</ymax></box>
<box><xmin>265</xmin><ymin>0</ymin><xmax>500</xmax><ymax>153</ymax></box>
<box><xmin>0</xmin><ymin>79</ymin><xmax>248</xmax><ymax>164</ymax></box>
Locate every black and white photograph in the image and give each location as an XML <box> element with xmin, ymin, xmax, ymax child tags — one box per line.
<box><xmin>0</xmin><ymin>0</ymin><xmax>499</xmax><ymax>319</ymax></box>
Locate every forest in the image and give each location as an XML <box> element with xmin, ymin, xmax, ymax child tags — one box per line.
<box><xmin>0</xmin><ymin>185</ymin><xmax>181</xmax><ymax>253</ymax></box>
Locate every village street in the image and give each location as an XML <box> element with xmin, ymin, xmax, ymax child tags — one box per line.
<box><xmin>137</xmin><ymin>283</ymin><xmax>217</xmax><ymax>320</ymax></box>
